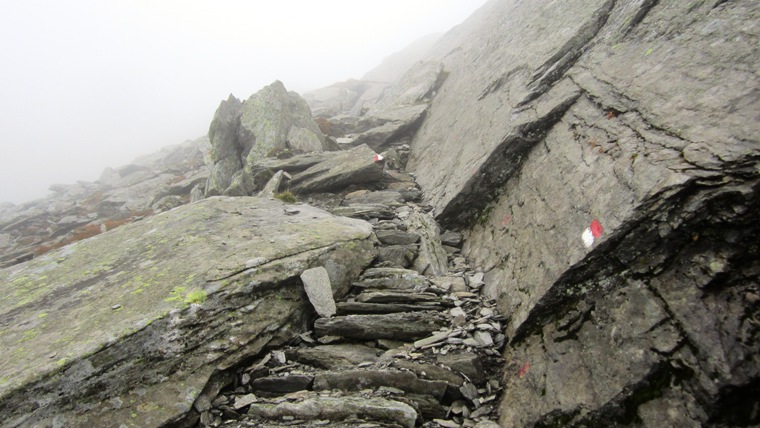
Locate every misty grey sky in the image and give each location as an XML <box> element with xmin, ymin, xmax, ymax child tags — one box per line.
<box><xmin>0</xmin><ymin>0</ymin><xmax>487</xmax><ymax>205</ymax></box>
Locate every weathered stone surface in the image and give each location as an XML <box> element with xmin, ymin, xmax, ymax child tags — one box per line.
<box><xmin>405</xmin><ymin>0</ymin><xmax>760</xmax><ymax>425</ymax></box>
<box><xmin>440</xmin><ymin>230</ymin><xmax>463</xmax><ymax>247</ymax></box>
<box><xmin>289</xmin><ymin>144</ymin><xmax>384</xmax><ymax>194</ymax></box>
<box><xmin>285</xmin><ymin>344</ymin><xmax>381</xmax><ymax>370</ymax></box>
<box><xmin>2</xmin><ymin>137</ymin><xmax>209</xmax><ymax>269</ymax></box>
<box><xmin>251</xmin><ymin>374</ymin><xmax>314</xmax><ymax>394</ymax></box>
<box><xmin>313</xmin><ymin>369</ymin><xmax>448</xmax><ymax>400</ymax></box>
<box><xmin>354</xmin><ymin>267</ymin><xmax>430</xmax><ymax>290</ymax></box>
<box><xmin>314</xmin><ymin>312</ymin><xmax>446</xmax><ymax>341</ymax></box>
<box><xmin>247</xmin><ymin>396</ymin><xmax>417</xmax><ymax>428</ymax></box>
<box><xmin>0</xmin><ymin>197</ymin><xmax>375</xmax><ymax>427</ymax></box>
<box><xmin>349</xmin><ymin>104</ymin><xmax>430</xmax><ymax>152</ymax></box>
<box><xmin>343</xmin><ymin>190</ymin><xmax>405</xmax><ymax>207</ymax></box>
<box><xmin>376</xmin><ymin>245</ymin><xmax>418</xmax><ymax>269</ymax></box>
<box><xmin>355</xmin><ymin>290</ymin><xmax>442</xmax><ymax>305</ymax></box>
<box><xmin>259</xmin><ymin>170</ymin><xmax>291</xmax><ymax>198</ymax></box>
<box><xmin>205</xmin><ymin>81</ymin><xmax>327</xmax><ymax>196</ymax></box>
<box><xmin>205</xmin><ymin>94</ymin><xmax>244</xmax><ymax>196</ymax></box>
<box><xmin>300</xmin><ymin>267</ymin><xmax>337</xmax><ymax>318</ymax></box>
<box><xmin>375</xmin><ymin>229</ymin><xmax>420</xmax><ymax>246</ymax></box>
<box><xmin>239</xmin><ymin>81</ymin><xmax>325</xmax><ymax>162</ymax></box>
<box><xmin>336</xmin><ymin>301</ymin><xmax>446</xmax><ymax>315</ymax></box>
<box><xmin>407</xmin><ymin>210</ymin><xmax>448</xmax><ymax>276</ymax></box>
<box><xmin>391</xmin><ymin>360</ymin><xmax>465</xmax><ymax>388</ymax></box>
<box><xmin>330</xmin><ymin>203</ymin><xmax>395</xmax><ymax>221</ymax></box>
<box><xmin>437</xmin><ymin>353</ymin><xmax>486</xmax><ymax>385</ymax></box>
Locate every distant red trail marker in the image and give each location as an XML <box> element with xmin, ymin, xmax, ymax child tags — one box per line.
<box><xmin>501</xmin><ymin>214</ymin><xmax>511</xmax><ymax>226</ymax></box>
<box><xmin>517</xmin><ymin>362</ymin><xmax>531</xmax><ymax>378</ymax></box>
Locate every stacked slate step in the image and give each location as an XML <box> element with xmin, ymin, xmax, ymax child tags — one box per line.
<box><xmin>201</xmin><ymin>188</ymin><xmax>504</xmax><ymax>428</ymax></box>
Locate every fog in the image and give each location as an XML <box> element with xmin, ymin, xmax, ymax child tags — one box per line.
<box><xmin>0</xmin><ymin>0</ymin><xmax>487</xmax><ymax>205</ymax></box>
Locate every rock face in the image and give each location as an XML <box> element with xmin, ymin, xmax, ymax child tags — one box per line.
<box><xmin>0</xmin><ymin>197</ymin><xmax>375</xmax><ymax>427</ymax></box>
<box><xmin>406</xmin><ymin>0</ymin><xmax>760</xmax><ymax>426</ymax></box>
<box><xmin>205</xmin><ymin>81</ymin><xmax>329</xmax><ymax>196</ymax></box>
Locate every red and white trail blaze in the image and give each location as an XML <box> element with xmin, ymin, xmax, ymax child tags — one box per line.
<box><xmin>581</xmin><ymin>219</ymin><xmax>603</xmax><ymax>248</ymax></box>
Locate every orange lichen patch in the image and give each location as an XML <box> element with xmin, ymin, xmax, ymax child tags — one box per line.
<box><xmin>32</xmin><ymin>210</ymin><xmax>155</xmax><ymax>257</ymax></box>
<box><xmin>517</xmin><ymin>362</ymin><xmax>531</xmax><ymax>378</ymax></box>
<box><xmin>168</xmin><ymin>174</ymin><xmax>187</xmax><ymax>185</ymax></box>
<box><xmin>315</xmin><ymin>117</ymin><xmax>332</xmax><ymax>136</ymax></box>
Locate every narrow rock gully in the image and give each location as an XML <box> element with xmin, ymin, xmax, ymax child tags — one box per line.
<box><xmin>188</xmin><ymin>169</ymin><xmax>506</xmax><ymax>428</ymax></box>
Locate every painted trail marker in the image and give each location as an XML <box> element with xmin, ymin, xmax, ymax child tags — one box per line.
<box><xmin>582</xmin><ymin>219</ymin><xmax>603</xmax><ymax>248</ymax></box>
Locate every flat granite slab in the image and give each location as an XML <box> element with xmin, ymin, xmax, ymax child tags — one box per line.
<box><xmin>0</xmin><ymin>196</ymin><xmax>375</xmax><ymax>427</ymax></box>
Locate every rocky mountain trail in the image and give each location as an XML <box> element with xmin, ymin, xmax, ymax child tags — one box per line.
<box><xmin>192</xmin><ymin>186</ymin><xmax>507</xmax><ymax>428</ymax></box>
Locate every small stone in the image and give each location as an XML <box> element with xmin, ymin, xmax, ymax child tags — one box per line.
<box><xmin>211</xmin><ymin>395</ymin><xmax>230</xmax><ymax>407</ymax></box>
<box><xmin>433</xmin><ymin>419</ymin><xmax>461</xmax><ymax>428</ymax></box>
<box><xmin>460</xmin><ymin>382</ymin><xmax>479</xmax><ymax>401</ymax></box>
<box><xmin>284</xmin><ymin>207</ymin><xmax>300</xmax><ymax>215</ymax></box>
<box><xmin>233</xmin><ymin>394</ymin><xmax>258</xmax><ymax>410</ymax></box>
<box><xmin>377</xmin><ymin>386</ymin><xmax>405</xmax><ymax>395</ymax></box>
<box><xmin>111</xmin><ymin>304</ymin><xmax>121</xmax><ymax>310</ymax></box>
<box><xmin>301</xmin><ymin>267</ymin><xmax>337</xmax><ymax>318</ymax></box>
<box><xmin>450</xmin><ymin>400</ymin><xmax>468</xmax><ymax>415</ymax></box>
<box><xmin>450</xmin><ymin>307</ymin><xmax>467</xmax><ymax>327</ymax></box>
<box><xmin>440</xmin><ymin>230</ymin><xmax>463</xmax><ymax>247</ymax></box>
<box><xmin>272</xmin><ymin>351</ymin><xmax>287</xmax><ymax>364</ymax></box>
<box><xmin>745</xmin><ymin>292</ymin><xmax>760</xmax><ymax>304</ymax></box>
<box><xmin>463</xmin><ymin>338</ymin><xmax>479</xmax><ymax>347</ymax></box>
<box><xmin>414</xmin><ymin>331</ymin><xmax>451</xmax><ymax>348</ymax></box>
<box><xmin>473</xmin><ymin>331</ymin><xmax>494</xmax><ymax>347</ymax></box>
<box><xmin>241</xmin><ymin>373</ymin><xmax>251</xmax><ymax>385</ymax></box>
<box><xmin>318</xmin><ymin>335</ymin><xmax>343</xmax><ymax>344</ymax></box>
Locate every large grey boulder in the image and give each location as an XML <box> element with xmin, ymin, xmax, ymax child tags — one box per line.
<box><xmin>407</xmin><ymin>0</ymin><xmax>760</xmax><ymax>425</ymax></box>
<box><xmin>205</xmin><ymin>94</ymin><xmax>244</xmax><ymax>196</ymax></box>
<box><xmin>205</xmin><ymin>81</ymin><xmax>329</xmax><ymax>196</ymax></box>
<box><xmin>238</xmin><ymin>80</ymin><xmax>326</xmax><ymax>162</ymax></box>
<box><xmin>0</xmin><ymin>197</ymin><xmax>375</xmax><ymax>427</ymax></box>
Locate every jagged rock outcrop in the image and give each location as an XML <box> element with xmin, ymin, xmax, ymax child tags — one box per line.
<box><xmin>406</xmin><ymin>0</ymin><xmax>760</xmax><ymax>425</ymax></box>
<box><xmin>0</xmin><ymin>197</ymin><xmax>375</xmax><ymax>427</ymax></box>
<box><xmin>205</xmin><ymin>81</ymin><xmax>331</xmax><ymax>196</ymax></box>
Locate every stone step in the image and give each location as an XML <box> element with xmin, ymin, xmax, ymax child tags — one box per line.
<box><xmin>354</xmin><ymin>290</ymin><xmax>443</xmax><ymax>305</ymax></box>
<box><xmin>284</xmin><ymin>344</ymin><xmax>382</xmax><ymax>370</ymax></box>
<box><xmin>336</xmin><ymin>301</ymin><xmax>447</xmax><ymax>315</ymax></box>
<box><xmin>246</xmin><ymin>394</ymin><xmax>417</xmax><ymax>428</ymax></box>
<box><xmin>353</xmin><ymin>267</ymin><xmax>430</xmax><ymax>290</ymax></box>
<box><xmin>314</xmin><ymin>312</ymin><xmax>446</xmax><ymax>341</ymax></box>
<box><xmin>329</xmin><ymin>203</ymin><xmax>395</xmax><ymax>220</ymax></box>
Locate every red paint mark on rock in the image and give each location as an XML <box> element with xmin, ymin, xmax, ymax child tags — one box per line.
<box><xmin>517</xmin><ymin>362</ymin><xmax>531</xmax><ymax>378</ymax></box>
<box><xmin>590</xmin><ymin>219</ymin><xmax>603</xmax><ymax>238</ymax></box>
<box><xmin>373</xmin><ymin>154</ymin><xmax>385</xmax><ymax>162</ymax></box>
<box><xmin>501</xmin><ymin>214</ymin><xmax>511</xmax><ymax>226</ymax></box>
